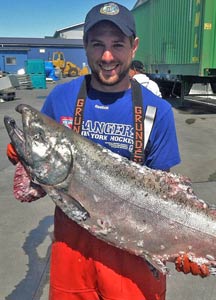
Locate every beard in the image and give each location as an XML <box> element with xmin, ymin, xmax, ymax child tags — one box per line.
<box><xmin>90</xmin><ymin>65</ymin><xmax>130</xmax><ymax>87</ymax></box>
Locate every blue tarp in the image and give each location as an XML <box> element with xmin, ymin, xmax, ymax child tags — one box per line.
<box><xmin>45</xmin><ymin>61</ymin><xmax>58</xmax><ymax>81</ymax></box>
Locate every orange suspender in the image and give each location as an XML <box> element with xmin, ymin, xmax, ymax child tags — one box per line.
<box><xmin>72</xmin><ymin>75</ymin><xmax>91</xmax><ymax>133</ymax></box>
<box><xmin>130</xmin><ymin>79</ymin><xmax>145</xmax><ymax>164</ymax></box>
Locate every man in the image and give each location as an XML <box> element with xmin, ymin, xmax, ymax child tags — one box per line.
<box><xmin>7</xmin><ymin>2</ymin><xmax>210</xmax><ymax>300</ymax></box>
<box><xmin>129</xmin><ymin>60</ymin><xmax>162</xmax><ymax>97</ymax></box>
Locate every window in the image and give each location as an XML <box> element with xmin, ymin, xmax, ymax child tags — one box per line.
<box><xmin>6</xmin><ymin>57</ymin><xmax>16</xmax><ymax>65</ymax></box>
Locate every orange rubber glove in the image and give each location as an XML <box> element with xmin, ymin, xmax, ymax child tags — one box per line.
<box><xmin>175</xmin><ymin>253</ymin><xmax>210</xmax><ymax>278</ymax></box>
<box><xmin>7</xmin><ymin>143</ymin><xmax>19</xmax><ymax>165</ymax></box>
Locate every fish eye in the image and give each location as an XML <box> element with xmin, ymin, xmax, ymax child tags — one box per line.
<box><xmin>33</xmin><ymin>130</ymin><xmax>44</xmax><ymax>141</ymax></box>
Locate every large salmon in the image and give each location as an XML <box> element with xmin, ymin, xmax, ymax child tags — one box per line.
<box><xmin>4</xmin><ymin>104</ymin><xmax>216</xmax><ymax>275</ymax></box>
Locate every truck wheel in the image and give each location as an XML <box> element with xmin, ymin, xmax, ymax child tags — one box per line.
<box><xmin>161</xmin><ymin>88</ymin><xmax>171</xmax><ymax>99</ymax></box>
<box><xmin>210</xmin><ymin>83</ymin><xmax>216</xmax><ymax>93</ymax></box>
<box><xmin>68</xmin><ymin>67</ymin><xmax>78</xmax><ymax>77</ymax></box>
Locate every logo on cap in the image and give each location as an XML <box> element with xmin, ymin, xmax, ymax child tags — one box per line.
<box><xmin>100</xmin><ymin>3</ymin><xmax>120</xmax><ymax>15</ymax></box>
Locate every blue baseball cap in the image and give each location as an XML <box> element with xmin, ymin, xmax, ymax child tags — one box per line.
<box><xmin>84</xmin><ymin>2</ymin><xmax>136</xmax><ymax>38</ymax></box>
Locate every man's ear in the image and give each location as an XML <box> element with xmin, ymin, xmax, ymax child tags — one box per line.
<box><xmin>132</xmin><ymin>37</ymin><xmax>139</xmax><ymax>58</ymax></box>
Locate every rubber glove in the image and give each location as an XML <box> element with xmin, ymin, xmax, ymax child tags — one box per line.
<box><xmin>7</xmin><ymin>143</ymin><xmax>19</xmax><ymax>165</ymax></box>
<box><xmin>175</xmin><ymin>253</ymin><xmax>210</xmax><ymax>278</ymax></box>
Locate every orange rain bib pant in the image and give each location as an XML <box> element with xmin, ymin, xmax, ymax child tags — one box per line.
<box><xmin>49</xmin><ymin>207</ymin><xmax>166</xmax><ymax>300</ymax></box>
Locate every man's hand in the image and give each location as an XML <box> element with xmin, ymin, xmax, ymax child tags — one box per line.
<box><xmin>7</xmin><ymin>143</ymin><xmax>19</xmax><ymax>165</ymax></box>
<box><xmin>175</xmin><ymin>253</ymin><xmax>210</xmax><ymax>278</ymax></box>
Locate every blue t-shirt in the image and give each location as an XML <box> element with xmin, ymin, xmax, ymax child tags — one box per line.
<box><xmin>41</xmin><ymin>76</ymin><xmax>180</xmax><ymax>170</ymax></box>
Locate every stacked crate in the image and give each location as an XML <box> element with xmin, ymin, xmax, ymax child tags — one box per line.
<box><xmin>25</xmin><ymin>59</ymin><xmax>46</xmax><ymax>89</ymax></box>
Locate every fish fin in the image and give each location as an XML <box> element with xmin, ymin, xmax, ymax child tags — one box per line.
<box><xmin>46</xmin><ymin>188</ymin><xmax>90</xmax><ymax>221</ymax></box>
<box><xmin>144</xmin><ymin>254</ymin><xmax>170</xmax><ymax>275</ymax></box>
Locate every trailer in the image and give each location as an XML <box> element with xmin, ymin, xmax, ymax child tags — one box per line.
<box><xmin>132</xmin><ymin>0</ymin><xmax>216</xmax><ymax>106</ymax></box>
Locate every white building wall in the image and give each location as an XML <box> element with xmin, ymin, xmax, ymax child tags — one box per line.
<box><xmin>59</xmin><ymin>30</ymin><xmax>83</xmax><ymax>39</ymax></box>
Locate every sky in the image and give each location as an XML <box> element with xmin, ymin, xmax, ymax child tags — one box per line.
<box><xmin>0</xmin><ymin>0</ymin><xmax>136</xmax><ymax>38</ymax></box>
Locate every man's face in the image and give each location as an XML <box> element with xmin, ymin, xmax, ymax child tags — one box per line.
<box><xmin>84</xmin><ymin>21</ymin><xmax>139</xmax><ymax>91</ymax></box>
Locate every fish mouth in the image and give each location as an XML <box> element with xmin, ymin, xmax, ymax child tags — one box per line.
<box><xmin>4</xmin><ymin>104</ymin><xmax>48</xmax><ymax>169</ymax></box>
<box><xmin>4</xmin><ymin>113</ymin><xmax>30</xmax><ymax>167</ymax></box>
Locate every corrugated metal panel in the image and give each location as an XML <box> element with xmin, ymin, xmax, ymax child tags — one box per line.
<box><xmin>132</xmin><ymin>0</ymin><xmax>216</xmax><ymax>75</ymax></box>
<box><xmin>201</xmin><ymin>0</ymin><xmax>216</xmax><ymax>74</ymax></box>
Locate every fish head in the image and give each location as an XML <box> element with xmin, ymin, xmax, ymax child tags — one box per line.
<box><xmin>4</xmin><ymin>104</ymin><xmax>73</xmax><ymax>186</ymax></box>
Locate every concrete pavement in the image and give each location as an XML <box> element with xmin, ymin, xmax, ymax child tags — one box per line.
<box><xmin>0</xmin><ymin>79</ymin><xmax>216</xmax><ymax>299</ymax></box>
<box><xmin>0</xmin><ymin>83</ymin><xmax>57</xmax><ymax>300</ymax></box>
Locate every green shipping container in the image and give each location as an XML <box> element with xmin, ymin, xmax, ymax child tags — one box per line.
<box><xmin>30</xmin><ymin>74</ymin><xmax>46</xmax><ymax>89</ymax></box>
<box><xmin>132</xmin><ymin>0</ymin><xmax>216</xmax><ymax>76</ymax></box>
<box><xmin>25</xmin><ymin>59</ymin><xmax>45</xmax><ymax>75</ymax></box>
